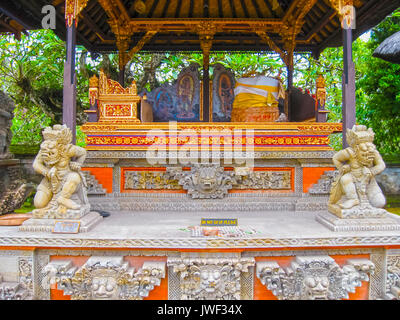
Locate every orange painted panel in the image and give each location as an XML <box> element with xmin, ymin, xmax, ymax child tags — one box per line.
<box><xmin>81</xmin><ymin>167</ymin><xmax>113</xmax><ymax>193</ymax></box>
<box><xmin>303</xmin><ymin>167</ymin><xmax>335</xmax><ymax>193</ymax></box>
<box><xmin>254</xmin><ymin>254</ymin><xmax>370</xmax><ymax>300</ymax></box>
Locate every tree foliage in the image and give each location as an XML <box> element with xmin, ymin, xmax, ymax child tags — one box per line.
<box><xmin>356</xmin><ymin>12</ymin><xmax>400</xmax><ymax>155</ymax></box>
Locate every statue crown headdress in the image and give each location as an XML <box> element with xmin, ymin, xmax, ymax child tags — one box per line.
<box><xmin>346</xmin><ymin>125</ymin><xmax>374</xmax><ymax>147</ymax></box>
<box><xmin>42</xmin><ymin>124</ymin><xmax>72</xmax><ymax>145</ymax></box>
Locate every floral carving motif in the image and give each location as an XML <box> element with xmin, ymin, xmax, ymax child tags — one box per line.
<box><xmin>167</xmin><ymin>256</ymin><xmax>255</xmax><ymax>300</ymax></box>
<box><xmin>386</xmin><ymin>255</ymin><xmax>400</xmax><ymax>299</ymax></box>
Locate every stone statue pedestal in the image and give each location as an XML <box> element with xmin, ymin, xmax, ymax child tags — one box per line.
<box><xmin>19</xmin><ymin>211</ymin><xmax>103</xmax><ymax>233</ymax></box>
<box><xmin>316</xmin><ymin>210</ymin><xmax>400</xmax><ymax>232</ymax></box>
<box><xmin>328</xmin><ymin>202</ymin><xmax>387</xmax><ymax>219</ymax></box>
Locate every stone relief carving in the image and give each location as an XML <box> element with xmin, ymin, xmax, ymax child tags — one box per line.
<box><xmin>256</xmin><ymin>256</ymin><xmax>374</xmax><ymax>300</ymax></box>
<box><xmin>42</xmin><ymin>256</ymin><xmax>165</xmax><ymax>300</ymax></box>
<box><xmin>386</xmin><ymin>255</ymin><xmax>400</xmax><ymax>300</ymax></box>
<box><xmin>0</xmin><ymin>257</ymin><xmax>33</xmax><ymax>300</ymax></box>
<box><xmin>167</xmin><ymin>256</ymin><xmax>255</xmax><ymax>300</ymax></box>
<box><xmin>328</xmin><ymin>125</ymin><xmax>388</xmax><ymax>218</ymax></box>
<box><xmin>309</xmin><ymin>170</ymin><xmax>338</xmax><ymax>195</ymax></box>
<box><xmin>81</xmin><ymin>171</ymin><xmax>107</xmax><ymax>195</ymax></box>
<box><xmin>238</xmin><ymin>171</ymin><xmax>291</xmax><ymax>190</ymax></box>
<box><xmin>32</xmin><ymin>124</ymin><xmax>90</xmax><ymax>219</ymax></box>
<box><xmin>124</xmin><ymin>171</ymin><xmax>181</xmax><ymax>190</ymax></box>
<box><xmin>124</xmin><ymin>167</ymin><xmax>292</xmax><ymax>195</ymax></box>
<box><xmin>166</xmin><ymin>164</ymin><xmax>241</xmax><ymax>199</ymax></box>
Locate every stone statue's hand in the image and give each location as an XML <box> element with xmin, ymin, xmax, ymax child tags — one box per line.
<box><xmin>340</xmin><ymin>165</ymin><xmax>350</xmax><ymax>175</ymax></box>
<box><xmin>363</xmin><ymin>167</ymin><xmax>373</xmax><ymax>177</ymax></box>
<box><xmin>70</xmin><ymin>162</ymin><xmax>82</xmax><ymax>172</ymax></box>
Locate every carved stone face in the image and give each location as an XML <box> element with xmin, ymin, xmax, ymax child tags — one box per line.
<box><xmin>303</xmin><ymin>275</ymin><xmax>330</xmax><ymax>300</ymax></box>
<box><xmin>91</xmin><ymin>270</ymin><xmax>119</xmax><ymax>300</ymax></box>
<box><xmin>355</xmin><ymin>142</ymin><xmax>375</xmax><ymax>167</ymax></box>
<box><xmin>40</xmin><ymin>140</ymin><xmax>61</xmax><ymax>166</ymax></box>
<box><xmin>199</xmin><ymin>267</ymin><xmax>222</xmax><ymax>293</ymax></box>
<box><xmin>193</xmin><ymin>167</ymin><xmax>219</xmax><ymax>193</ymax></box>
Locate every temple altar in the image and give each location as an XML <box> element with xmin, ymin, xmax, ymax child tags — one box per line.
<box><xmin>0</xmin><ymin>0</ymin><xmax>399</xmax><ymax>302</ymax></box>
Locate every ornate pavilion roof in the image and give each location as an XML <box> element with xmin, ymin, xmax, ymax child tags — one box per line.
<box><xmin>0</xmin><ymin>0</ymin><xmax>399</xmax><ymax>56</ymax></box>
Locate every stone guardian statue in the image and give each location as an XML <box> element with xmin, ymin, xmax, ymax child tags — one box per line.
<box><xmin>328</xmin><ymin>125</ymin><xmax>387</xmax><ymax>218</ymax></box>
<box><xmin>32</xmin><ymin>124</ymin><xmax>90</xmax><ymax>219</ymax></box>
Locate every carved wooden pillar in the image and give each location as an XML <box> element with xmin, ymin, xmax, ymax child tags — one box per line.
<box><xmin>315</xmin><ymin>74</ymin><xmax>328</xmax><ymax>122</ymax></box>
<box><xmin>342</xmin><ymin>27</ymin><xmax>356</xmax><ymax>148</ymax></box>
<box><xmin>202</xmin><ymin>52</ymin><xmax>210</xmax><ymax>123</ymax></box>
<box><xmin>197</xmin><ymin>22</ymin><xmax>216</xmax><ymax>123</ymax></box>
<box><xmin>119</xmin><ymin>65</ymin><xmax>125</xmax><ymax>86</ymax></box>
<box><xmin>117</xmin><ymin>38</ymin><xmax>130</xmax><ymax>87</ymax></box>
<box><xmin>286</xmin><ymin>52</ymin><xmax>294</xmax><ymax>122</ymax></box>
<box><xmin>63</xmin><ymin>23</ymin><xmax>77</xmax><ymax>143</ymax></box>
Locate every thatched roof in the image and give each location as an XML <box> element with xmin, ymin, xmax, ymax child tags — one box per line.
<box><xmin>373</xmin><ymin>31</ymin><xmax>400</xmax><ymax>64</ymax></box>
<box><xmin>1</xmin><ymin>0</ymin><xmax>400</xmax><ymax>55</ymax></box>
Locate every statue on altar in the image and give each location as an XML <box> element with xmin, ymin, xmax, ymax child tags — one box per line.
<box><xmin>328</xmin><ymin>125</ymin><xmax>387</xmax><ymax>218</ymax></box>
<box><xmin>177</xmin><ymin>74</ymin><xmax>195</xmax><ymax>119</ymax></box>
<box><xmin>32</xmin><ymin>124</ymin><xmax>90</xmax><ymax>219</ymax></box>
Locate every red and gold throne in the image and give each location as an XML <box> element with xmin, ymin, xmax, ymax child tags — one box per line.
<box><xmin>85</xmin><ymin>70</ymin><xmax>141</xmax><ymax>123</ymax></box>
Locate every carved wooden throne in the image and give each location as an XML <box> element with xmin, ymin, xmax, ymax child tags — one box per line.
<box><xmin>86</xmin><ymin>70</ymin><xmax>141</xmax><ymax>123</ymax></box>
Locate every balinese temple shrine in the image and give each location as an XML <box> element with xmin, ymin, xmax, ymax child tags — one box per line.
<box><xmin>0</xmin><ymin>0</ymin><xmax>399</xmax><ymax>301</ymax></box>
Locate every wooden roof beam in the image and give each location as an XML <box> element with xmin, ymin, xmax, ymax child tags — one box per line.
<box><xmin>127</xmin><ymin>30</ymin><xmax>158</xmax><ymax>58</ymax></box>
<box><xmin>81</xmin><ymin>9</ymin><xmax>114</xmax><ymax>41</ymax></box>
<box><xmin>304</xmin><ymin>7</ymin><xmax>336</xmax><ymax>42</ymax></box>
<box><xmin>113</xmin><ymin>0</ymin><xmax>131</xmax><ymax>22</ymax></box>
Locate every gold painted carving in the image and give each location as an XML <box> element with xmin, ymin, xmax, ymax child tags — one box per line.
<box><xmin>316</xmin><ymin>74</ymin><xmax>327</xmax><ymax>107</ymax></box>
<box><xmin>195</xmin><ymin>22</ymin><xmax>218</xmax><ymax>70</ymax></box>
<box><xmin>89</xmin><ymin>75</ymin><xmax>99</xmax><ymax>106</ymax></box>
<box><xmin>92</xmin><ymin>70</ymin><xmax>140</xmax><ymax>123</ymax></box>
<box><xmin>65</xmin><ymin>0</ymin><xmax>89</xmax><ymax>27</ymax></box>
<box><xmin>328</xmin><ymin>0</ymin><xmax>356</xmax><ymax>29</ymax></box>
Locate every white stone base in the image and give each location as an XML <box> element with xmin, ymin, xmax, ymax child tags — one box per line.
<box><xmin>19</xmin><ymin>211</ymin><xmax>103</xmax><ymax>233</ymax></box>
<box><xmin>316</xmin><ymin>211</ymin><xmax>400</xmax><ymax>232</ymax></box>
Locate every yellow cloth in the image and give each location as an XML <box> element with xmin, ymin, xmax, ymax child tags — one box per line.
<box><xmin>232</xmin><ymin>92</ymin><xmax>278</xmax><ymax>109</ymax></box>
<box><xmin>234</xmin><ymin>82</ymin><xmax>279</xmax><ymax>93</ymax></box>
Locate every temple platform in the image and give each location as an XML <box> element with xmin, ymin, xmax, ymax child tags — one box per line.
<box><xmin>0</xmin><ymin>209</ymin><xmax>399</xmax><ymax>300</ymax></box>
<box><xmin>2</xmin><ymin>209</ymin><xmax>400</xmax><ymax>249</ymax></box>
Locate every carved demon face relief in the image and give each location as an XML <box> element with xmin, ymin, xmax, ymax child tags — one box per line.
<box><xmin>303</xmin><ymin>274</ymin><xmax>330</xmax><ymax>300</ymax></box>
<box><xmin>193</xmin><ymin>166</ymin><xmax>220</xmax><ymax>194</ymax></box>
<box><xmin>196</xmin><ymin>265</ymin><xmax>230</xmax><ymax>294</ymax></box>
<box><xmin>257</xmin><ymin>256</ymin><xmax>375</xmax><ymax>300</ymax></box>
<box><xmin>91</xmin><ymin>269</ymin><xmax>119</xmax><ymax>300</ymax></box>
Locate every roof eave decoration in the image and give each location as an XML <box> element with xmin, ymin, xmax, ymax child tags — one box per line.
<box><xmin>65</xmin><ymin>0</ymin><xmax>89</xmax><ymax>27</ymax></box>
